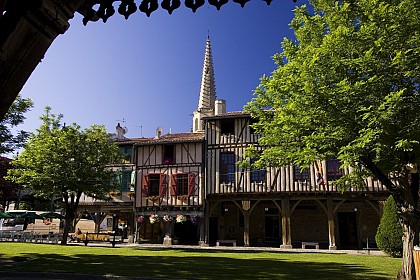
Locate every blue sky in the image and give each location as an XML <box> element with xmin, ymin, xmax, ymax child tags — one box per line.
<box><xmin>18</xmin><ymin>1</ymin><xmax>302</xmax><ymax>139</ymax></box>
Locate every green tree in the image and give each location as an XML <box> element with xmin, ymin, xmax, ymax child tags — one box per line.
<box><xmin>376</xmin><ymin>196</ymin><xmax>404</xmax><ymax>257</ymax></box>
<box><xmin>0</xmin><ymin>95</ymin><xmax>33</xmax><ymax>210</ymax></box>
<box><xmin>7</xmin><ymin>107</ymin><xmax>123</xmax><ymax>244</ymax></box>
<box><xmin>0</xmin><ymin>95</ymin><xmax>33</xmax><ymax>155</ymax></box>
<box><xmin>244</xmin><ymin>0</ymin><xmax>420</xmax><ymax>278</ymax></box>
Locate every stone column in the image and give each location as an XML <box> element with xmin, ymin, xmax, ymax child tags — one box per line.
<box><xmin>327</xmin><ymin>197</ymin><xmax>337</xmax><ymax>250</ymax></box>
<box><xmin>243</xmin><ymin>210</ymin><xmax>250</xmax><ymax>246</ymax></box>
<box><xmin>163</xmin><ymin>220</ymin><xmax>173</xmax><ymax>246</ymax></box>
<box><xmin>198</xmin><ymin>215</ymin><xmax>206</xmax><ymax>246</ymax></box>
<box><xmin>280</xmin><ymin>198</ymin><xmax>292</xmax><ymax>249</ymax></box>
<box><xmin>242</xmin><ymin>200</ymin><xmax>250</xmax><ymax>247</ymax></box>
<box><xmin>0</xmin><ymin>0</ymin><xmax>85</xmax><ymax>119</ymax></box>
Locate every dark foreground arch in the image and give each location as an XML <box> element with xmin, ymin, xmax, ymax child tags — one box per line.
<box><xmin>0</xmin><ymin>0</ymin><xmax>293</xmax><ymax>120</ymax></box>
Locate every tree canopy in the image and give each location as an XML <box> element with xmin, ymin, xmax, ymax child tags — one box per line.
<box><xmin>7</xmin><ymin>107</ymin><xmax>123</xmax><ymax>244</ymax></box>
<box><xmin>0</xmin><ymin>95</ymin><xmax>33</xmax><ymax>155</ymax></box>
<box><xmin>0</xmin><ymin>95</ymin><xmax>33</xmax><ymax>210</ymax></box>
<box><xmin>244</xmin><ymin>0</ymin><xmax>419</xmax><ymax>278</ymax></box>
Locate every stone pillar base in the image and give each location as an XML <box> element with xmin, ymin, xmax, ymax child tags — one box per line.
<box><xmin>163</xmin><ymin>236</ymin><xmax>172</xmax><ymax>246</ymax></box>
<box><xmin>280</xmin><ymin>245</ymin><xmax>293</xmax><ymax>249</ymax></box>
<box><xmin>128</xmin><ymin>235</ymin><xmax>134</xmax><ymax>243</ymax></box>
<box><xmin>199</xmin><ymin>241</ymin><xmax>209</xmax><ymax>247</ymax></box>
<box><xmin>329</xmin><ymin>246</ymin><xmax>337</xmax><ymax>250</ymax></box>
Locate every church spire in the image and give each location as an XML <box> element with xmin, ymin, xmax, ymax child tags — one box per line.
<box><xmin>198</xmin><ymin>35</ymin><xmax>216</xmax><ymax>111</ymax></box>
<box><xmin>192</xmin><ymin>35</ymin><xmax>217</xmax><ymax>133</ymax></box>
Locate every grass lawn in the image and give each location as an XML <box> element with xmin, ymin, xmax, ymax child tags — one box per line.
<box><xmin>0</xmin><ymin>243</ymin><xmax>401</xmax><ymax>279</ymax></box>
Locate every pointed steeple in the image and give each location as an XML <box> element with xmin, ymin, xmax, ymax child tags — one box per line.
<box><xmin>193</xmin><ymin>35</ymin><xmax>217</xmax><ymax>133</ymax></box>
<box><xmin>198</xmin><ymin>35</ymin><xmax>216</xmax><ymax>111</ymax></box>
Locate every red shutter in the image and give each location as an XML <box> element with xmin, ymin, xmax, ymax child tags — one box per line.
<box><xmin>141</xmin><ymin>174</ymin><xmax>149</xmax><ymax>196</ymax></box>
<box><xmin>170</xmin><ymin>174</ymin><xmax>177</xmax><ymax>196</ymax></box>
<box><xmin>187</xmin><ymin>173</ymin><xmax>196</xmax><ymax>196</ymax></box>
<box><xmin>159</xmin><ymin>173</ymin><xmax>167</xmax><ymax>197</ymax></box>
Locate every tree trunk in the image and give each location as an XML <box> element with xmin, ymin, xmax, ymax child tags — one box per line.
<box><xmin>396</xmin><ymin>172</ymin><xmax>420</xmax><ymax>280</ymax></box>
<box><xmin>60</xmin><ymin>202</ymin><xmax>77</xmax><ymax>245</ymax></box>
<box><xmin>360</xmin><ymin>157</ymin><xmax>420</xmax><ymax>279</ymax></box>
<box><xmin>398</xmin><ymin>222</ymin><xmax>417</xmax><ymax>279</ymax></box>
<box><xmin>60</xmin><ymin>216</ymin><xmax>73</xmax><ymax>245</ymax></box>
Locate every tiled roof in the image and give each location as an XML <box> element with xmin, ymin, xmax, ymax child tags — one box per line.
<box><xmin>133</xmin><ymin>132</ymin><xmax>205</xmax><ymax>145</ymax></box>
<box><xmin>116</xmin><ymin>138</ymin><xmax>152</xmax><ymax>145</ymax></box>
<box><xmin>203</xmin><ymin>111</ymin><xmax>251</xmax><ymax>119</ymax></box>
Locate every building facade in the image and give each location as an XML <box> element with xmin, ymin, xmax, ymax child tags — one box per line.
<box><xmin>78</xmin><ymin>36</ymin><xmax>389</xmax><ymax>249</ymax></box>
<box><xmin>129</xmin><ymin>36</ymin><xmax>389</xmax><ymax>249</ymax></box>
<box><xmin>133</xmin><ymin>132</ymin><xmax>205</xmax><ymax>245</ymax></box>
<box><xmin>203</xmin><ymin>112</ymin><xmax>388</xmax><ymax>249</ymax></box>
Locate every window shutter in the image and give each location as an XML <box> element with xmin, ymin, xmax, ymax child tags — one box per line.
<box><xmin>187</xmin><ymin>173</ymin><xmax>196</xmax><ymax>196</ymax></box>
<box><xmin>159</xmin><ymin>173</ymin><xmax>167</xmax><ymax>197</ymax></box>
<box><xmin>141</xmin><ymin>174</ymin><xmax>149</xmax><ymax>196</ymax></box>
<box><xmin>170</xmin><ymin>174</ymin><xmax>177</xmax><ymax>196</ymax></box>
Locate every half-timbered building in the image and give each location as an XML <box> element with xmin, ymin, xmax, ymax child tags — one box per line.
<box><xmin>133</xmin><ymin>132</ymin><xmax>205</xmax><ymax>245</ymax></box>
<box><xmin>203</xmin><ymin>112</ymin><xmax>389</xmax><ymax>249</ymax></box>
<box><xmin>92</xmin><ymin>35</ymin><xmax>390</xmax><ymax>249</ymax></box>
<box><xmin>77</xmin><ymin>123</ymin><xmax>138</xmax><ymax>238</ymax></box>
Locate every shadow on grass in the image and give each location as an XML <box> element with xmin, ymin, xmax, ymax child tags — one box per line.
<box><xmin>0</xmin><ymin>248</ymin><xmax>394</xmax><ymax>280</ymax></box>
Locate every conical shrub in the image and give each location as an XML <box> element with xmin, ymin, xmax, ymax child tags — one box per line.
<box><xmin>375</xmin><ymin>195</ymin><xmax>403</xmax><ymax>257</ymax></box>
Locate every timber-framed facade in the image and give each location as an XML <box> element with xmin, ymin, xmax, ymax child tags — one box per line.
<box><xmin>203</xmin><ymin>112</ymin><xmax>388</xmax><ymax>249</ymax></box>
<box><xmin>76</xmin><ymin>35</ymin><xmax>389</xmax><ymax>249</ymax></box>
<box><xmin>133</xmin><ymin>132</ymin><xmax>205</xmax><ymax>245</ymax></box>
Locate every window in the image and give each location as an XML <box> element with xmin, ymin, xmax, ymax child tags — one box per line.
<box><xmin>141</xmin><ymin>173</ymin><xmax>166</xmax><ymax>197</ymax></box>
<box><xmin>148</xmin><ymin>174</ymin><xmax>160</xmax><ymax>195</ymax></box>
<box><xmin>327</xmin><ymin>159</ymin><xmax>344</xmax><ymax>181</ymax></box>
<box><xmin>220</xmin><ymin>152</ymin><xmax>235</xmax><ymax>183</ymax></box>
<box><xmin>176</xmin><ymin>174</ymin><xmax>189</xmax><ymax>195</ymax></box>
<box><xmin>294</xmin><ymin>166</ymin><xmax>310</xmax><ymax>181</ymax></box>
<box><xmin>251</xmin><ymin>159</ymin><xmax>265</xmax><ymax>182</ymax></box>
<box><xmin>163</xmin><ymin>144</ymin><xmax>174</xmax><ymax>164</ymax></box>
<box><xmin>119</xmin><ymin>146</ymin><xmax>133</xmax><ymax>161</ymax></box>
<box><xmin>249</xmin><ymin>117</ymin><xmax>258</xmax><ymax>135</ymax></box>
<box><xmin>120</xmin><ymin>170</ymin><xmax>132</xmax><ymax>192</ymax></box>
<box><xmin>170</xmin><ymin>173</ymin><xmax>196</xmax><ymax>196</ymax></box>
<box><xmin>220</xmin><ymin>119</ymin><xmax>235</xmax><ymax>135</ymax></box>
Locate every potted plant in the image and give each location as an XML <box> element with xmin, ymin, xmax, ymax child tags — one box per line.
<box><xmin>173</xmin><ymin>236</ymin><xmax>179</xmax><ymax>245</ymax></box>
<box><xmin>149</xmin><ymin>214</ymin><xmax>160</xmax><ymax>224</ymax></box>
<box><xmin>176</xmin><ymin>214</ymin><xmax>187</xmax><ymax>223</ymax></box>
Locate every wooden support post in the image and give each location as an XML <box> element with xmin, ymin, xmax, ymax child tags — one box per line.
<box><xmin>242</xmin><ymin>200</ymin><xmax>250</xmax><ymax>247</ymax></box>
<box><xmin>243</xmin><ymin>210</ymin><xmax>250</xmax><ymax>247</ymax></box>
<box><xmin>327</xmin><ymin>197</ymin><xmax>337</xmax><ymax>250</ymax></box>
<box><xmin>280</xmin><ymin>198</ymin><xmax>292</xmax><ymax>249</ymax></box>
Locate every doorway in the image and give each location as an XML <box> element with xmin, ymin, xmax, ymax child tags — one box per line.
<box><xmin>209</xmin><ymin>217</ymin><xmax>218</xmax><ymax>246</ymax></box>
<box><xmin>264</xmin><ymin>215</ymin><xmax>280</xmax><ymax>247</ymax></box>
<box><xmin>338</xmin><ymin>212</ymin><xmax>359</xmax><ymax>249</ymax></box>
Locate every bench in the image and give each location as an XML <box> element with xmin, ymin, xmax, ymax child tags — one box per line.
<box><xmin>302</xmin><ymin>242</ymin><xmax>319</xmax><ymax>249</ymax></box>
<box><xmin>216</xmin><ymin>240</ymin><xmax>236</xmax><ymax>246</ymax></box>
<box><xmin>81</xmin><ymin>232</ymin><xmax>123</xmax><ymax>247</ymax></box>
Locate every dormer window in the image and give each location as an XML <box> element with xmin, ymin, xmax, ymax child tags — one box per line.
<box><xmin>163</xmin><ymin>144</ymin><xmax>174</xmax><ymax>164</ymax></box>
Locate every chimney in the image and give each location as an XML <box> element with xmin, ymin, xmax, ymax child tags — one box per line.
<box><xmin>215</xmin><ymin>99</ymin><xmax>226</xmax><ymax>115</ymax></box>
